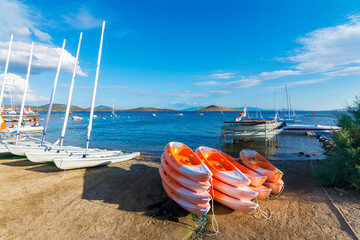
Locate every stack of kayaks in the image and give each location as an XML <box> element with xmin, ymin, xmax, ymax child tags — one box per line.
<box><xmin>217</xmin><ymin>150</ymin><xmax>272</xmax><ymax>200</ymax></box>
<box><xmin>240</xmin><ymin>149</ymin><xmax>284</xmax><ymax>195</ymax></box>
<box><xmin>160</xmin><ymin>142</ymin><xmax>212</xmax><ymax>216</ymax></box>
<box><xmin>160</xmin><ymin>143</ymin><xmax>285</xmax><ymax>214</ymax></box>
<box><xmin>195</xmin><ymin>147</ymin><xmax>259</xmax><ymax>212</ymax></box>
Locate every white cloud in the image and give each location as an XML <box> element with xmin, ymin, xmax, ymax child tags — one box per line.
<box><xmin>267</xmin><ymin>78</ymin><xmax>329</xmax><ymax>90</ymax></box>
<box><xmin>63</xmin><ymin>8</ymin><xmax>102</xmax><ymax>30</ymax></box>
<box><xmin>223</xmin><ymin>78</ymin><xmax>261</xmax><ymax>88</ymax></box>
<box><xmin>325</xmin><ymin>66</ymin><xmax>360</xmax><ymax>76</ymax></box>
<box><xmin>258</xmin><ymin>70</ymin><xmax>300</xmax><ymax>80</ymax></box>
<box><xmin>0</xmin><ymin>0</ymin><xmax>52</xmax><ymax>43</ymax></box>
<box><xmin>289</xmin><ymin>14</ymin><xmax>360</xmax><ymax>74</ymax></box>
<box><xmin>208</xmin><ymin>90</ymin><xmax>232</xmax><ymax>95</ymax></box>
<box><xmin>0</xmin><ymin>73</ymin><xmax>48</xmax><ymax>103</ymax></box>
<box><xmin>194</xmin><ymin>81</ymin><xmax>221</xmax><ymax>86</ymax></box>
<box><xmin>0</xmin><ymin>41</ymin><xmax>87</xmax><ymax>76</ymax></box>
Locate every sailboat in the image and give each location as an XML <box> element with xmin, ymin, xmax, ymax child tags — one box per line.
<box><xmin>52</xmin><ymin>21</ymin><xmax>140</xmax><ymax>170</ymax></box>
<box><xmin>278</xmin><ymin>86</ymin><xmax>300</xmax><ymax>123</ymax></box>
<box><xmin>24</xmin><ymin>33</ymin><xmax>100</xmax><ymax>161</ymax></box>
<box><xmin>6</xmin><ymin>40</ymin><xmax>79</xmax><ymax>156</ymax></box>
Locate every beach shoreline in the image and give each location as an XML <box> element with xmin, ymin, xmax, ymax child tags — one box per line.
<box><xmin>0</xmin><ymin>155</ymin><xmax>359</xmax><ymax>239</ymax></box>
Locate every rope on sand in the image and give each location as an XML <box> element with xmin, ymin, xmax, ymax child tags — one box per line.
<box><xmin>195</xmin><ymin>177</ymin><xmax>220</xmax><ymax>236</ymax></box>
<box><xmin>310</xmin><ymin>160</ymin><xmax>360</xmax><ymax>240</ymax></box>
<box><xmin>253</xmin><ymin>197</ymin><xmax>272</xmax><ymax>220</ymax></box>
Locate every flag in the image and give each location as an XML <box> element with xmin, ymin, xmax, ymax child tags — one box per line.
<box><xmin>0</xmin><ymin>113</ymin><xmax>6</xmax><ymax>130</ymax></box>
<box><xmin>235</xmin><ymin>107</ymin><xmax>246</xmax><ymax>122</ymax></box>
<box><xmin>29</xmin><ymin>107</ymin><xmax>34</xmax><ymax>113</ymax></box>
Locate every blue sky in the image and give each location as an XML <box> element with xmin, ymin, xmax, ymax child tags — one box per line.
<box><xmin>0</xmin><ymin>0</ymin><xmax>360</xmax><ymax>110</ymax></box>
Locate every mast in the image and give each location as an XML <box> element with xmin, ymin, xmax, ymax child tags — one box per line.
<box><xmin>285</xmin><ymin>85</ymin><xmax>290</xmax><ymax>120</ymax></box>
<box><xmin>41</xmin><ymin>39</ymin><xmax>66</xmax><ymax>146</ymax></box>
<box><xmin>274</xmin><ymin>91</ymin><xmax>277</xmax><ymax>116</ymax></box>
<box><xmin>15</xmin><ymin>42</ymin><xmax>34</xmax><ymax>145</ymax></box>
<box><xmin>59</xmin><ymin>33</ymin><xmax>82</xmax><ymax>151</ymax></box>
<box><xmin>0</xmin><ymin>35</ymin><xmax>13</xmax><ymax>111</ymax></box>
<box><xmin>85</xmin><ymin>21</ymin><xmax>105</xmax><ymax>156</ymax></box>
<box><xmin>112</xmin><ymin>98</ymin><xmax>115</xmax><ymax>116</ymax></box>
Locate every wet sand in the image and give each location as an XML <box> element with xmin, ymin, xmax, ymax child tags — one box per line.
<box><xmin>0</xmin><ymin>156</ymin><xmax>359</xmax><ymax>239</ymax></box>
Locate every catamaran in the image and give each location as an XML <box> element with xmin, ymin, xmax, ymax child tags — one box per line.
<box><xmin>5</xmin><ymin>40</ymin><xmax>80</xmax><ymax>156</ymax></box>
<box><xmin>27</xmin><ymin>22</ymin><xmax>139</xmax><ymax>167</ymax></box>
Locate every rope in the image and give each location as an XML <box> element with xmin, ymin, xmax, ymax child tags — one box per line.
<box><xmin>195</xmin><ymin>177</ymin><xmax>219</xmax><ymax>236</ymax></box>
<box><xmin>253</xmin><ymin>197</ymin><xmax>272</xmax><ymax>220</ymax></box>
<box><xmin>310</xmin><ymin>161</ymin><xmax>360</xmax><ymax>240</ymax></box>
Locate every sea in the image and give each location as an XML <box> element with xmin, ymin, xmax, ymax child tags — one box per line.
<box><xmin>33</xmin><ymin>110</ymin><xmax>338</xmax><ymax>160</ymax></box>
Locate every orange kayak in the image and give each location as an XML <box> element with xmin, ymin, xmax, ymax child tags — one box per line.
<box><xmin>160</xmin><ymin>154</ymin><xmax>211</xmax><ymax>192</ymax></box>
<box><xmin>159</xmin><ymin>167</ymin><xmax>211</xmax><ymax>205</ymax></box>
<box><xmin>215</xmin><ymin>150</ymin><xmax>267</xmax><ymax>188</ymax></box>
<box><xmin>209</xmin><ymin>187</ymin><xmax>258</xmax><ymax>212</ymax></box>
<box><xmin>240</xmin><ymin>149</ymin><xmax>283</xmax><ymax>183</ymax></box>
<box><xmin>195</xmin><ymin>147</ymin><xmax>250</xmax><ymax>187</ymax></box>
<box><xmin>249</xmin><ymin>185</ymin><xmax>272</xmax><ymax>200</ymax></box>
<box><xmin>162</xmin><ymin>181</ymin><xmax>210</xmax><ymax>216</ymax></box>
<box><xmin>212</xmin><ymin>177</ymin><xmax>257</xmax><ymax>200</ymax></box>
<box><xmin>263</xmin><ymin>180</ymin><xmax>284</xmax><ymax>194</ymax></box>
<box><xmin>164</xmin><ymin>142</ymin><xmax>212</xmax><ymax>182</ymax></box>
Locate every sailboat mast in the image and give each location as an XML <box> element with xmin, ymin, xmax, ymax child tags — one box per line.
<box><xmin>285</xmin><ymin>85</ymin><xmax>290</xmax><ymax>120</ymax></box>
<box><xmin>0</xmin><ymin>35</ymin><xmax>13</xmax><ymax>111</ymax></box>
<box><xmin>85</xmin><ymin>21</ymin><xmax>105</xmax><ymax>156</ymax></box>
<box><xmin>59</xmin><ymin>33</ymin><xmax>82</xmax><ymax>151</ymax></box>
<box><xmin>41</xmin><ymin>39</ymin><xmax>66</xmax><ymax>146</ymax></box>
<box><xmin>15</xmin><ymin>42</ymin><xmax>34</xmax><ymax>145</ymax></box>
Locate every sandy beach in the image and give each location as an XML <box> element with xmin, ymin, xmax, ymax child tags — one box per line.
<box><xmin>0</xmin><ymin>155</ymin><xmax>359</xmax><ymax>240</ymax></box>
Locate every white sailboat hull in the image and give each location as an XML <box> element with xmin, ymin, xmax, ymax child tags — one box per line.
<box><xmin>54</xmin><ymin>151</ymin><xmax>140</xmax><ymax>170</ymax></box>
<box><xmin>26</xmin><ymin>149</ymin><xmax>118</xmax><ymax>163</ymax></box>
<box><xmin>6</xmin><ymin>144</ymin><xmax>81</xmax><ymax>156</ymax></box>
<box><xmin>1</xmin><ymin>125</ymin><xmax>44</xmax><ymax>133</ymax></box>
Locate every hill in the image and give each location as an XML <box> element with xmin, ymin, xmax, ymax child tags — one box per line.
<box><xmin>36</xmin><ymin>104</ymin><xmax>85</xmax><ymax>112</ymax></box>
<box><xmin>122</xmin><ymin>107</ymin><xmax>175</xmax><ymax>112</ymax></box>
<box><xmin>85</xmin><ymin>105</ymin><xmax>116</xmax><ymax>111</ymax></box>
<box><xmin>198</xmin><ymin>105</ymin><xmax>237</xmax><ymax>112</ymax></box>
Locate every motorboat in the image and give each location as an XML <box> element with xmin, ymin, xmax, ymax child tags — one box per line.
<box><xmin>281</xmin><ymin>124</ymin><xmax>341</xmax><ymax>134</ymax></box>
<box><xmin>222</xmin><ymin>129</ymin><xmax>283</xmax><ymax>140</ymax></box>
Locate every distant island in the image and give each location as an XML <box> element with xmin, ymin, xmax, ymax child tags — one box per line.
<box><xmin>122</xmin><ymin>107</ymin><xmax>175</xmax><ymax>112</ymax></box>
<box><xmin>198</xmin><ymin>105</ymin><xmax>237</xmax><ymax>112</ymax></box>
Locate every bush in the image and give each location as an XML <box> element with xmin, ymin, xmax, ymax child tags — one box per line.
<box><xmin>316</xmin><ymin>96</ymin><xmax>360</xmax><ymax>191</ymax></box>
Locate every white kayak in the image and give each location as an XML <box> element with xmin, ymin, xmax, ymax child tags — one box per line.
<box><xmin>25</xmin><ymin>148</ymin><xmax>115</xmax><ymax>163</ymax></box>
<box><xmin>53</xmin><ymin>151</ymin><xmax>140</xmax><ymax>170</ymax></box>
<box><xmin>6</xmin><ymin>143</ymin><xmax>82</xmax><ymax>156</ymax></box>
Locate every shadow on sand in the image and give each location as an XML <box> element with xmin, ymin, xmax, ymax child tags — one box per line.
<box><xmin>81</xmin><ymin>163</ymin><xmax>190</xmax><ymax>222</ymax></box>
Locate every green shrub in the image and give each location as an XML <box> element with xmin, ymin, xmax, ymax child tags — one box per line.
<box><xmin>316</xmin><ymin>96</ymin><xmax>360</xmax><ymax>191</ymax></box>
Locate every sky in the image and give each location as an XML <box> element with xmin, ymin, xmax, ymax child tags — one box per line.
<box><xmin>0</xmin><ymin>0</ymin><xmax>360</xmax><ymax>110</ymax></box>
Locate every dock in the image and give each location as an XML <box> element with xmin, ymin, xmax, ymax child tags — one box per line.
<box><xmin>221</xmin><ymin>120</ymin><xmax>282</xmax><ymax>147</ymax></box>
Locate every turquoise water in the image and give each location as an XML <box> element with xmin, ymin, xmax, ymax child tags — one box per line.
<box><xmin>36</xmin><ymin>110</ymin><xmax>338</xmax><ymax>160</ymax></box>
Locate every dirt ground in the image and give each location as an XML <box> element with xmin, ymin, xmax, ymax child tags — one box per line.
<box><xmin>0</xmin><ymin>155</ymin><xmax>359</xmax><ymax>240</ymax></box>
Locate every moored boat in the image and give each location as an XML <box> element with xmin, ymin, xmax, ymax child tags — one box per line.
<box><xmin>281</xmin><ymin>124</ymin><xmax>341</xmax><ymax>134</ymax></box>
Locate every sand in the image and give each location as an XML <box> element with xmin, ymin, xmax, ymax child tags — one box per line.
<box><xmin>0</xmin><ymin>156</ymin><xmax>359</xmax><ymax>240</ymax></box>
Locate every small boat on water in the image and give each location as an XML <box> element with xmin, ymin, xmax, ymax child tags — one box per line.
<box><xmin>281</xmin><ymin>124</ymin><xmax>341</xmax><ymax>134</ymax></box>
<box><xmin>222</xmin><ymin>121</ymin><xmax>282</xmax><ymax>131</ymax></box>
<box><xmin>72</xmin><ymin>116</ymin><xmax>83</xmax><ymax>121</ymax></box>
<box><xmin>222</xmin><ymin>129</ymin><xmax>282</xmax><ymax>140</ymax></box>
